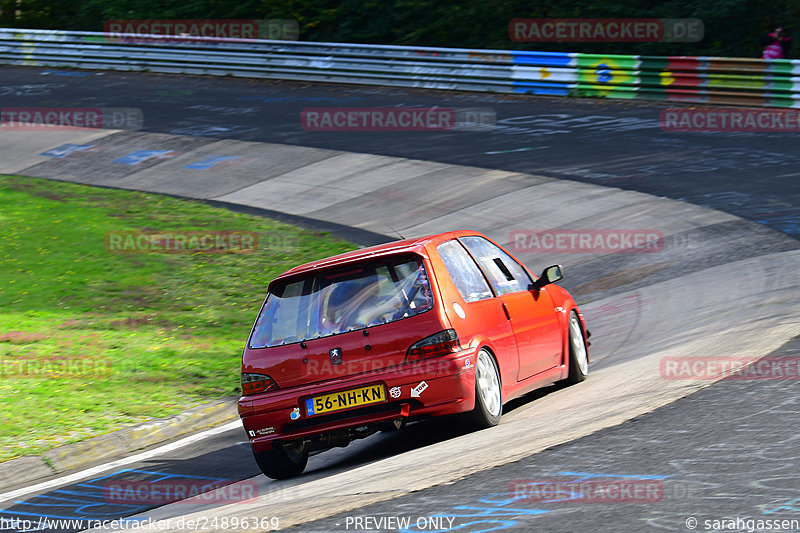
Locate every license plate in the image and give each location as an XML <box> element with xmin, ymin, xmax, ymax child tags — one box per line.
<box><xmin>305</xmin><ymin>384</ymin><xmax>386</xmax><ymax>416</ymax></box>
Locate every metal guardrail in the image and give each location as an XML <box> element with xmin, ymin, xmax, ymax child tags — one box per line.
<box><xmin>1</xmin><ymin>28</ymin><xmax>799</xmax><ymax>108</ymax></box>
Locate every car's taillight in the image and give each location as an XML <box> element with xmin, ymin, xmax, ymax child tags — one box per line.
<box><xmin>241</xmin><ymin>373</ymin><xmax>278</xmax><ymax>395</ymax></box>
<box><xmin>406</xmin><ymin>329</ymin><xmax>461</xmax><ymax>361</ymax></box>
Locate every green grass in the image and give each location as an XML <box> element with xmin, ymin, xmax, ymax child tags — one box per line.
<box><xmin>0</xmin><ymin>175</ymin><xmax>357</xmax><ymax>461</ymax></box>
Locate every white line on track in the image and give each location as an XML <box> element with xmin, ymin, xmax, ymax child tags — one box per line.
<box><xmin>0</xmin><ymin>420</ymin><xmax>243</xmax><ymax>504</ymax></box>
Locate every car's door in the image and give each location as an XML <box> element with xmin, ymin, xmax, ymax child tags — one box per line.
<box><xmin>436</xmin><ymin>239</ymin><xmax>519</xmax><ymax>387</ymax></box>
<box><xmin>458</xmin><ymin>236</ymin><xmax>563</xmax><ymax>381</ymax></box>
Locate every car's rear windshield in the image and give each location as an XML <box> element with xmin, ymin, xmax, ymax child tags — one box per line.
<box><xmin>249</xmin><ymin>255</ymin><xmax>433</xmax><ymax>348</ymax></box>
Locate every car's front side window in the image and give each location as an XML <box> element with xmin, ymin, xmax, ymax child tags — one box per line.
<box><xmin>458</xmin><ymin>236</ymin><xmax>532</xmax><ymax>295</ymax></box>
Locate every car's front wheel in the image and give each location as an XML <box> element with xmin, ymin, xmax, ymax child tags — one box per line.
<box><xmin>253</xmin><ymin>445</ymin><xmax>308</xmax><ymax>479</ymax></box>
<box><xmin>564</xmin><ymin>311</ymin><xmax>588</xmax><ymax>384</ymax></box>
<box><xmin>466</xmin><ymin>348</ymin><xmax>502</xmax><ymax>428</ymax></box>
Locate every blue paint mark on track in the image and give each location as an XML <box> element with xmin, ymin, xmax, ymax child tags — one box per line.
<box><xmin>41</xmin><ymin>71</ymin><xmax>90</xmax><ymax>77</ymax></box>
<box><xmin>113</xmin><ymin>150</ymin><xmax>175</xmax><ymax>165</ymax></box>
<box><xmin>39</xmin><ymin>144</ymin><xmax>93</xmax><ymax>158</ymax></box>
<box><xmin>184</xmin><ymin>156</ymin><xmax>240</xmax><ymax>169</ymax></box>
<box><xmin>512</xmin><ymin>83</ymin><xmax>571</xmax><ymax>96</ymax></box>
<box><xmin>0</xmin><ymin>469</ymin><xmax>234</xmax><ymax>531</ymax></box>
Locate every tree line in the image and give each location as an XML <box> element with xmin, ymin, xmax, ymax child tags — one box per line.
<box><xmin>1</xmin><ymin>0</ymin><xmax>797</xmax><ymax>58</ymax></box>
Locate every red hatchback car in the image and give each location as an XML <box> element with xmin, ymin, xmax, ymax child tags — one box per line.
<box><xmin>238</xmin><ymin>230</ymin><xmax>589</xmax><ymax>478</ymax></box>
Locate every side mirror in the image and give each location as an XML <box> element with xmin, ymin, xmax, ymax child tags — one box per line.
<box><xmin>542</xmin><ymin>264</ymin><xmax>563</xmax><ymax>284</ymax></box>
<box><xmin>529</xmin><ymin>264</ymin><xmax>564</xmax><ymax>290</ymax></box>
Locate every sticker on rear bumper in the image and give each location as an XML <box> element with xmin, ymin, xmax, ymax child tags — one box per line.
<box><xmin>411</xmin><ymin>381</ymin><xmax>428</xmax><ymax>398</ymax></box>
<box><xmin>249</xmin><ymin>427</ymin><xmax>276</xmax><ymax>437</ymax></box>
<box><xmin>389</xmin><ymin>386</ymin><xmax>401</xmax><ymax>399</ymax></box>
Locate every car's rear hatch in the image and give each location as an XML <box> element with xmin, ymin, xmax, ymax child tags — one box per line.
<box><xmin>245</xmin><ymin>312</ymin><xmax>448</xmax><ymax>388</ymax></box>
<box><xmin>243</xmin><ymin>253</ymin><xmax>446</xmax><ymax>388</ymax></box>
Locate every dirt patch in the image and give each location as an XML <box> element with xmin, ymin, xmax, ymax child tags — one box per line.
<box><xmin>2</xmin><ymin>179</ymin><xmax>80</xmax><ymax>203</ymax></box>
<box><xmin>108</xmin><ymin>316</ymin><xmax>175</xmax><ymax>329</ymax></box>
<box><xmin>0</xmin><ymin>331</ymin><xmax>49</xmax><ymax>343</ymax></box>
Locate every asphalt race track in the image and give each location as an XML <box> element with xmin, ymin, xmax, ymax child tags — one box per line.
<box><xmin>299</xmin><ymin>336</ymin><xmax>800</xmax><ymax>533</ymax></box>
<box><xmin>0</xmin><ymin>66</ymin><xmax>798</xmax><ymax>533</ymax></box>
<box><xmin>1</xmin><ymin>67</ymin><xmax>799</xmax><ymax>237</ymax></box>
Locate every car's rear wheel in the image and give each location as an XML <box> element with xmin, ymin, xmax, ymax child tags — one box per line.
<box><xmin>564</xmin><ymin>311</ymin><xmax>588</xmax><ymax>384</ymax></box>
<box><xmin>253</xmin><ymin>445</ymin><xmax>308</xmax><ymax>479</ymax></box>
<box><xmin>466</xmin><ymin>348</ymin><xmax>502</xmax><ymax>428</ymax></box>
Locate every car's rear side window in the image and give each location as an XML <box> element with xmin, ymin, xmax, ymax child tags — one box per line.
<box><xmin>437</xmin><ymin>239</ymin><xmax>493</xmax><ymax>303</ymax></box>
<box><xmin>252</xmin><ymin>278</ymin><xmax>307</xmax><ymax>348</ymax></box>
<box><xmin>458</xmin><ymin>236</ymin><xmax>532</xmax><ymax>295</ymax></box>
<box><xmin>249</xmin><ymin>255</ymin><xmax>433</xmax><ymax>348</ymax></box>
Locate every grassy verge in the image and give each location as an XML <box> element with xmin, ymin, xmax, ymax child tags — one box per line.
<box><xmin>0</xmin><ymin>175</ymin><xmax>357</xmax><ymax>462</ymax></box>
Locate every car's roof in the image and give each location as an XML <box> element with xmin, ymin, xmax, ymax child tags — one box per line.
<box><xmin>276</xmin><ymin>230</ymin><xmax>483</xmax><ymax>280</ymax></box>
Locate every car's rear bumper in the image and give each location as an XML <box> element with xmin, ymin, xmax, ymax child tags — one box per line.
<box><xmin>238</xmin><ymin>349</ymin><xmax>477</xmax><ymax>453</ymax></box>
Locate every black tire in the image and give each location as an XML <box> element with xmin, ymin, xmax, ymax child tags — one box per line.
<box><xmin>564</xmin><ymin>311</ymin><xmax>589</xmax><ymax>384</ymax></box>
<box><xmin>465</xmin><ymin>348</ymin><xmax>502</xmax><ymax>428</ymax></box>
<box><xmin>253</xmin><ymin>445</ymin><xmax>308</xmax><ymax>480</ymax></box>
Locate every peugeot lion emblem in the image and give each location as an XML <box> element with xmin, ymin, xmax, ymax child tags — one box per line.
<box><xmin>329</xmin><ymin>347</ymin><xmax>343</xmax><ymax>365</ymax></box>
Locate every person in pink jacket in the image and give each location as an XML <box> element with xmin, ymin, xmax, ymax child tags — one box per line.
<box><xmin>763</xmin><ymin>27</ymin><xmax>791</xmax><ymax>59</ymax></box>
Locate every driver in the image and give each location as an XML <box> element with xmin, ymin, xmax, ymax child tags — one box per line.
<box><xmin>318</xmin><ymin>282</ymin><xmax>362</xmax><ymax>335</ymax></box>
<box><xmin>318</xmin><ymin>276</ymin><xmax>383</xmax><ymax>335</ymax></box>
